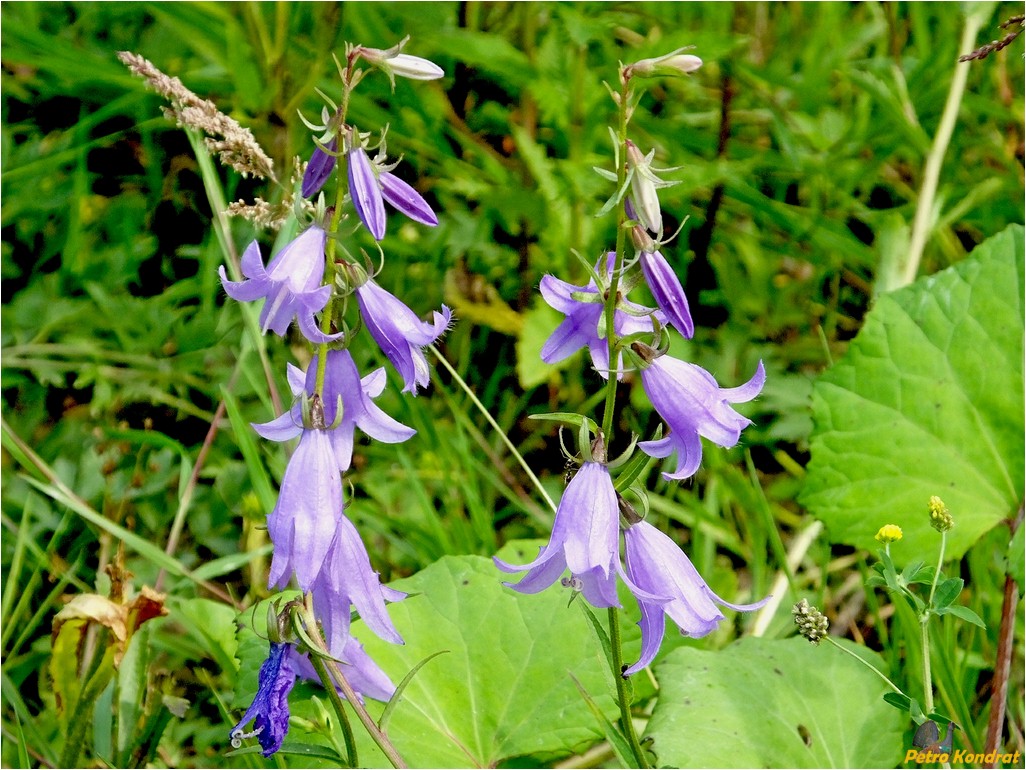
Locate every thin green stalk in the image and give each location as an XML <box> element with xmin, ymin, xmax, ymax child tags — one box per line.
<box><xmin>300</xmin><ymin>597</ymin><xmax>407</xmax><ymax>769</ymax></box>
<box><xmin>921</xmin><ymin>530</ymin><xmax>947</xmax><ymax>715</ymax></box>
<box><xmin>608</xmin><ymin>608</ymin><xmax>650</xmax><ymax>769</ymax></box>
<box><xmin>900</xmin><ymin>11</ymin><xmax>985</xmax><ymax>287</ymax></box>
<box><xmin>823</xmin><ymin>636</ymin><xmax>903</xmax><ymax>695</ymax></box>
<box><xmin>308</xmin><ymin>647</ymin><xmax>358</xmax><ymax>767</ymax></box>
<box><xmin>430</xmin><ymin>344</ymin><xmax>557</xmax><ymax>514</ymax></box>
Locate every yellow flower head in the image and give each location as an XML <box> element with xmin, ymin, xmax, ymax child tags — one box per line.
<box><xmin>875</xmin><ymin>524</ymin><xmax>903</xmax><ymax>544</ymax></box>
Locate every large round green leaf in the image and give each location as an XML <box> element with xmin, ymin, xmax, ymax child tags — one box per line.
<box><xmin>355</xmin><ymin>553</ymin><xmax>617</xmax><ymax>768</ymax></box>
<box><xmin>644</xmin><ymin>637</ymin><xmax>905</xmax><ymax>768</ymax></box>
<box><xmin>801</xmin><ymin>225</ymin><xmax>1024</xmax><ymax>559</ymax></box>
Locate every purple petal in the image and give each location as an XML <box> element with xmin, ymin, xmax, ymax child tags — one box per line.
<box><xmin>640</xmin><ymin>250</ymin><xmax>694</xmax><ymax>339</ymax></box>
<box><xmin>252</xmin><ymin>409</ymin><xmax>303</xmax><ymax>442</ymax></box>
<box><xmin>348</xmin><ymin>147</ymin><xmax>386</xmax><ymax>240</ymax></box>
<box><xmin>379</xmin><ymin>172</ymin><xmax>438</xmax><ymax>226</ymax></box>
<box><xmin>267</xmin><ymin>429</ymin><xmax>341</xmax><ymax>590</ymax></box>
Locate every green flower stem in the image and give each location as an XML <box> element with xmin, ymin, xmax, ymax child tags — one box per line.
<box><xmin>823</xmin><ymin>636</ymin><xmax>903</xmax><ymax>695</ymax></box>
<box><xmin>921</xmin><ymin>529</ymin><xmax>947</xmax><ymax>715</ymax></box>
<box><xmin>600</xmin><ymin>73</ymin><xmax>631</xmax><ymax>445</ymax></box>
<box><xmin>301</xmin><ymin>597</ymin><xmax>407</xmax><ymax>769</ymax></box>
<box><xmin>307</xmin><ymin>643</ymin><xmax>358</xmax><ymax>767</ymax></box>
<box><xmin>314</xmin><ymin>72</ymin><xmax>355</xmax><ymax>398</ymax></box>
<box><xmin>608</xmin><ymin>607</ymin><xmax>650</xmax><ymax>769</ymax></box>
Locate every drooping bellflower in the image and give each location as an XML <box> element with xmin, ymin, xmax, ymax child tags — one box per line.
<box><xmin>355</xmin><ymin>279</ymin><xmax>451</xmax><ymax>394</ymax></box>
<box><xmin>219</xmin><ymin>226</ymin><xmax>341</xmax><ymax>344</ymax></box>
<box><xmin>638</xmin><ymin>355</ymin><xmax>766</xmax><ymax>480</ymax></box>
<box><xmin>540</xmin><ymin>254</ymin><xmax>664</xmax><ymax>380</ymax></box>
<box><xmin>621</xmin><ymin>520</ymin><xmax>769</xmax><ymax>675</ymax></box>
<box><xmin>253</xmin><ymin>348</ymin><xmax>416</xmax><ymax>472</ymax></box>
<box><xmin>229</xmin><ymin>641</ymin><xmax>297</xmax><ymax>757</ymax></box>
<box><xmin>263</xmin><ymin>427</ymin><xmax>342</xmax><ymax>591</ymax></box>
<box><xmin>494</xmin><ymin>461</ymin><xmax>620</xmax><ymax>608</ymax></box>
<box><xmin>290</xmin><ymin>633</ymin><xmax>398</xmax><ymax>704</ymax></box>
<box><xmin>348</xmin><ymin>146</ymin><xmax>437</xmax><ymax>240</ymax></box>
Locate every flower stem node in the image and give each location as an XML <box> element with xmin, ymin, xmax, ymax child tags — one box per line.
<box><xmin>356</xmin><ymin>36</ymin><xmax>444</xmax><ymax>87</ymax></box>
<box><xmin>928</xmin><ymin>496</ymin><xmax>954</xmax><ymax>532</ymax></box>
<box><xmin>793</xmin><ymin>599</ymin><xmax>830</xmax><ymax>645</ymax></box>
<box><xmin>875</xmin><ymin>524</ymin><xmax>903</xmax><ymax>544</ymax></box>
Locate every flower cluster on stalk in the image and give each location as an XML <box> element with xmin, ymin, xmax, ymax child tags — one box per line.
<box><xmin>496</xmin><ymin>50</ymin><xmax>769</xmax><ymax>677</ymax></box>
<box><xmin>218</xmin><ymin>40</ymin><xmax>446</xmax><ymax>756</ymax></box>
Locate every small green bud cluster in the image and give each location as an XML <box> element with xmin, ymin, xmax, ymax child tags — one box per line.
<box><xmin>793</xmin><ymin>598</ymin><xmax>829</xmax><ymax>645</ymax></box>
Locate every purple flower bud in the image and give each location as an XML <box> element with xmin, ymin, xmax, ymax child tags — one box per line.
<box><xmin>355</xmin><ymin>280</ymin><xmax>451</xmax><ymax>394</ymax></box>
<box><xmin>302</xmin><ymin>137</ymin><xmax>338</xmax><ymax>198</ymax></box>
<box><xmin>638</xmin><ymin>356</ymin><xmax>766</xmax><ymax>480</ymax></box>
<box><xmin>639</xmin><ymin>250</ymin><xmax>694</xmax><ymax>339</ymax></box>
<box><xmin>358</xmin><ymin>40</ymin><xmax>444</xmax><ymax>81</ymax></box>
<box><xmin>621</xmin><ymin>520</ymin><xmax>769</xmax><ymax>675</ymax></box>
<box><xmin>348</xmin><ymin>146</ymin><xmax>386</xmax><ymax>240</ymax></box>
<box><xmin>379</xmin><ymin>172</ymin><xmax>438</xmax><ymax>226</ymax></box>
<box><xmin>229</xmin><ymin>641</ymin><xmax>297</xmax><ymax>757</ymax></box>
<box><xmin>495</xmin><ymin>462</ymin><xmax>620</xmax><ymax>608</ymax></box>
<box><xmin>219</xmin><ymin>226</ymin><xmax>342</xmax><ymax>344</ymax></box>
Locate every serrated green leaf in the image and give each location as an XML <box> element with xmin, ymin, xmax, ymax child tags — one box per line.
<box><xmin>354</xmin><ymin>554</ymin><xmax>618</xmax><ymax>767</ymax></box>
<box><xmin>644</xmin><ymin>637</ymin><xmax>905</xmax><ymax>768</ymax></box>
<box><xmin>803</xmin><ymin>225</ymin><xmax>1025</xmax><ymax>561</ymax></box>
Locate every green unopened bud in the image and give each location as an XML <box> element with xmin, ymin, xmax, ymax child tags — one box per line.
<box><xmin>928</xmin><ymin>496</ymin><xmax>953</xmax><ymax>532</ymax></box>
<box><xmin>875</xmin><ymin>524</ymin><xmax>903</xmax><ymax>544</ymax></box>
<box><xmin>630</xmin><ymin>224</ymin><xmax>656</xmax><ymax>253</ymax></box>
<box><xmin>793</xmin><ymin>598</ymin><xmax>829</xmax><ymax>645</ymax></box>
<box><xmin>626</xmin><ymin>49</ymin><xmax>703</xmax><ymax>80</ymax></box>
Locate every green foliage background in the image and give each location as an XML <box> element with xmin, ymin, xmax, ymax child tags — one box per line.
<box><xmin>1</xmin><ymin>2</ymin><xmax>1023</xmax><ymax>768</ymax></box>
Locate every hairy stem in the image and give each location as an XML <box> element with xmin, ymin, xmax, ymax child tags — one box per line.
<box><xmin>608</xmin><ymin>608</ymin><xmax>650</xmax><ymax>769</ymax></box>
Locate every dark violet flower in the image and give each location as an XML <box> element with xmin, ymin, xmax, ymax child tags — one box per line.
<box><xmin>348</xmin><ymin>146</ymin><xmax>386</xmax><ymax>240</ymax></box>
<box><xmin>302</xmin><ymin>137</ymin><xmax>338</xmax><ymax>198</ymax></box>
<box><xmin>219</xmin><ymin>226</ymin><xmax>341</xmax><ymax>344</ymax></box>
<box><xmin>638</xmin><ymin>356</ymin><xmax>765</xmax><ymax>480</ymax></box>
<box><xmin>230</xmin><ymin>641</ymin><xmax>297</xmax><ymax>757</ymax></box>
<box><xmin>311</xmin><ymin>512</ymin><xmax>406</xmax><ymax>649</ymax></box>
<box><xmin>621</xmin><ymin>520</ymin><xmax>769</xmax><ymax>675</ymax></box>
<box><xmin>355</xmin><ymin>280</ymin><xmax>451</xmax><ymax>395</ymax></box>
<box><xmin>639</xmin><ymin>250</ymin><xmax>693</xmax><ymax>339</ymax></box>
<box><xmin>540</xmin><ymin>254</ymin><xmax>664</xmax><ymax>380</ymax></box>
<box><xmin>265</xmin><ymin>428</ymin><xmax>342</xmax><ymax>591</ymax></box>
<box><xmin>253</xmin><ymin>348</ymin><xmax>416</xmax><ymax>472</ymax></box>
<box><xmin>348</xmin><ymin>148</ymin><xmax>438</xmax><ymax>240</ymax></box>
<box><xmin>494</xmin><ymin>462</ymin><xmax>620</xmax><ymax>608</ymax></box>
